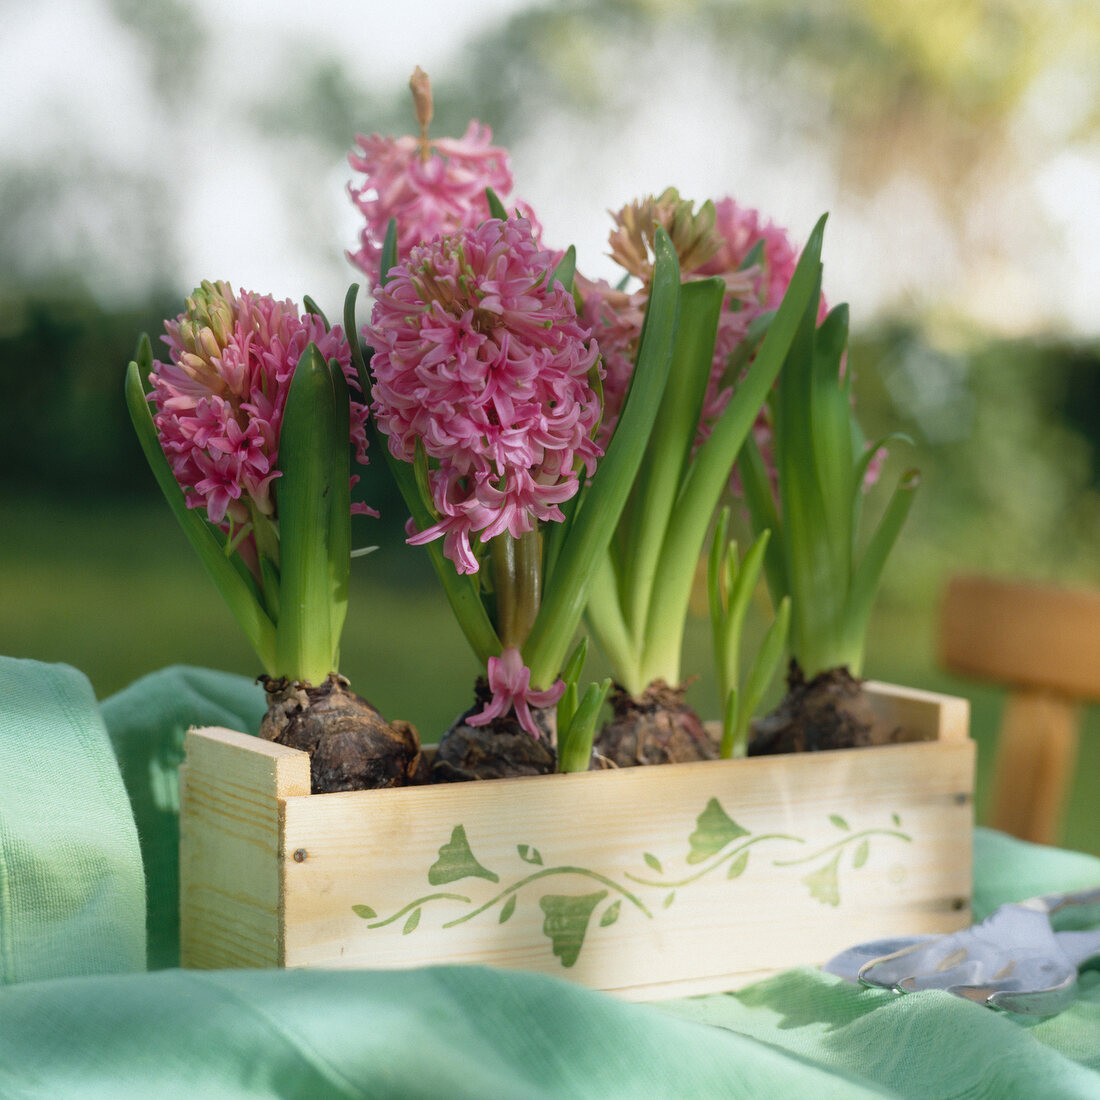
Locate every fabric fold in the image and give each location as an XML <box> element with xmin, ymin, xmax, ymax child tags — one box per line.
<box><xmin>0</xmin><ymin>656</ymin><xmax>145</xmax><ymax>983</ymax></box>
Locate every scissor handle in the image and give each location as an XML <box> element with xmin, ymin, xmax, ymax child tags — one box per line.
<box><xmin>1026</xmin><ymin>886</ymin><xmax>1100</xmax><ymax>931</ymax></box>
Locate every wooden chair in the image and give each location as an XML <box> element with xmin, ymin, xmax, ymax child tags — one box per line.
<box><xmin>938</xmin><ymin>574</ymin><xmax>1100</xmax><ymax>845</ymax></box>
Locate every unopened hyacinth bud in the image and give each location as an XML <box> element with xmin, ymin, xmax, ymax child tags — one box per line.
<box><xmin>347</xmin><ymin>68</ymin><xmax>540</xmax><ymax>288</ymax></box>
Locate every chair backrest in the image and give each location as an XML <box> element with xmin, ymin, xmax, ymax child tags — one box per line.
<box><xmin>940</xmin><ymin>574</ymin><xmax>1100</xmax><ymax>702</ymax></box>
<box><xmin>938</xmin><ymin>574</ymin><xmax>1100</xmax><ymax>844</ymax></box>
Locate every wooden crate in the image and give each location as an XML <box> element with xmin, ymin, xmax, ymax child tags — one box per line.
<box><xmin>179</xmin><ymin>681</ymin><xmax>973</xmax><ymax>1001</ymax></box>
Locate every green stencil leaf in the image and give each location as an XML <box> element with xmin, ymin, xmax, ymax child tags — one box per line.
<box><xmin>351</xmin><ymin>904</ymin><xmax>376</xmax><ymax>920</ymax></box>
<box><xmin>727</xmin><ymin>851</ymin><xmax>750</xmax><ymax>879</ymax></box>
<box><xmin>892</xmin><ymin>813</ymin><xmax>902</xmax><ymax>827</ymax></box>
<box><xmin>829</xmin><ymin>814</ymin><xmax>850</xmax><ymax>831</ymax></box>
<box><xmin>518</xmin><ymin>845</ymin><xmax>543</xmax><ymax>866</ymax></box>
<box><xmin>403</xmin><ymin>908</ymin><xmax>422</xmax><ymax>934</ymax></box>
<box><xmin>428</xmin><ymin>825</ymin><xmax>500</xmax><ymax>885</ymax></box>
<box><xmin>687</xmin><ymin>798</ymin><xmax>750</xmax><ymax>864</ymax></box>
<box><xmin>664</xmin><ymin>891</ymin><xmax>676</xmax><ymax>908</ymax></box>
<box><xmin>643</xmin><ymin>852</ymin><xmax>662</xmax><ymax>873</ymax></box>
<box><xmin>803</xmin><ymin>852</ymin><xmax>842</xmax><ymax>907</ymax></box>
<box><xmin>853</xmin><ymin>839</ymin><xmax>870</xmax><ymax>869</ymax></box>
<box><xmin>499</xmin><ymin>895</ymin><xmax>517</xmax><ymax>924</ymax></box>
<box><xmin>539</xmin><ymin>891</ymin><xmax>608</xmax><ymax>968</ymax></box>
<box><xmin>600</xmin><ymin>900</ymin><xmax>621</xmax><ymax>928</ymax></box>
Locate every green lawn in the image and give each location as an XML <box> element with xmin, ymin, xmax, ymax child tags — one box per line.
<box><xmin>3</xmin><ymin>497</ymin><xmax>1096</xmax><ymax>856</ymax></box>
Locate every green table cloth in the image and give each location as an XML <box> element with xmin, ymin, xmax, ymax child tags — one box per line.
<box><xmin>1</xmin><ymin>656</ymin><xmax>1097</xmax><ymax>1098</ymax></box>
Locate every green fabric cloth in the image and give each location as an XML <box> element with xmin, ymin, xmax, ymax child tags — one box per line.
<box><xmin>0</xmin><ymin>658</ymin><xmax>1097</xmax><ymax>1098</ymax></box>
<box><xmin>99</xmin><ymin>665</ymin><xmax>266</xmax><ymax>969</ymax></box>
<box><xmin>0</xmin><ymin>656</ymin><xmax>145</xmax><ymax>983</ymax></box>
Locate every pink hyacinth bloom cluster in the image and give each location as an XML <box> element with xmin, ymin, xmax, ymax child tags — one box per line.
<box><xmin>695</xmin><ymin>198</ymin><xmax>831</xmax><ymax>435</ymax></box>
<box><xmin>579</xmin><ymin>197</ymin><xmax>826</xmax><ymax>472</ymax></box>
<box><xmin>348</xmin><ymin>121</ymin><xmax>540</xmax><ymax>289</ymax></box>
<box><xmin>697</xmin><ymin>199</ymin><xmax>823</xmax><ymax>314</ymax></box>
<box><xmin>574</xmin><ymin>276</ymin><xmax>647</xmax><ymax>451</ymax></box>
<box><xmin>369</xmin><ymin>217</ymin><xmax>603</xmax><ymax>576</ymax></box>
<box><xmin>149</xmin><ymin>281</ymin><xmax>371</xmax><ymax>573</ymax></box>
<box><xmin>467</xmin><ymin>647</ymin><xmax>565</xmax><ymax>739</ymax></box>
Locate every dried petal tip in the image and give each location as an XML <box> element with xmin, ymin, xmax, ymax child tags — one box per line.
<box><xmin>409</xmin><ymin>66</ymin><xmax>433</xmax><ymax>143</ymax></box>
<box><xmin>608</xmin><ymin>188</ymin><xmax>723</xmax><ymax>283</ymax></box>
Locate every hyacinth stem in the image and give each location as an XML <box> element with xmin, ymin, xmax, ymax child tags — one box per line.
<box><xmin>273</xmin><ymin>343</ymin><xmax>347</xmax><ymax>685</ymax></box>
<box><xmin>583</xmin><ymin>215</ymin><xmax>827</xmax><ymax>697</ymax></box>
<box><xmin>523</xmin><ymin>228</ymin><xmax>682</xmax><ymax>691</ymax></box>
<box><xmin>125</xmin><ymin>356</ymin><xmax>279</xmax><ymax>675</ymax></box>
<box><xmin>490</xmin><ymin>530</ymin><xmax>542</xmax><ymax>651</ymax></box>
<box><xmin>738</xmin><ymin>287</ymin><xmax>918</xmax><ymax>680</ymax></box>
<box><xmin>622</xmin><ymin>277</ymin><xmax>724</xmax><ymax>652</ymax></box>
<box><xmin>634</xmin><ymin>214</ymin><xmax>827</xmax><ymax>690</ymax></box>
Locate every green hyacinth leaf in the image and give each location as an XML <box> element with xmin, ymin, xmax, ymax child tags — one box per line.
<box><xmin>727</xmin><ymin>850</ymin><xmax>750</xmax><ymax>879</ymax></box>
<box><xmin>379</xmin><ymin>218</ymin><xmax>398</xmax><ymax>287</ymax></box>
<box><xmin>351</xmin><ymin>904</ymin><xmax>377</xmax><ymax>920</ymax></box>
<box><xmin>853</xmin><ymin>838</ymin><xmax>870</xmax><ymax>869</ymax></box>
<box><xmin>273</xmin><ymin>342</ymin><xmax>341</xmax><ymax>684</ymax></box>
<box><xmin>552</xmin><ymin>244</ymin><xmax>577</xmax><ymax>294</ymax></box>
<box><xmin>403</xmin><ymin>908</ymin><xmax>422</xmax><ymax>935</ymax></box>
<box><xmin>428</xmin><ymin>825</ymin><xmax>500</xmax><ymax>885</ymax></box>
<box><xmin>125</xmin><ymin>358</ymin><xmax>278</xmax><ymax>674</ymax></box>
<box><xmin>803</xmin><ymin>852</ymin><xmax>842</xmax><ymax>907</ymax></box>
<box><xmin>302</xmin><ymin>295</ymin><xmax>329</xmax><ymax>329</ymax></box>
<box><xmin>485</xmin><ymin>187</ymin><xmax>509</xmax><ymax>221</ymax></box>
<box><xmin>687</xmin><ymin>798</ymin><xmax>750</xmax><ymax>864</ymax></box>
<box><xmin>499</xmin><ymin>895</ymin><xmax>517</xmax><ymax>924</ymax></box>
<box><xmin>539</xmin><ymin>891</ymin><xmax>608</xmax><ymax>968</ymax></box>
<box><xmin>600</xmin><ymin>900</ymin><xmax>621</xmax><ymax>928</ymax></box>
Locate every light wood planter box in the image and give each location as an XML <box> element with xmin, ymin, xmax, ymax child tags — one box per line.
<box><xmin>179</xmin><ymin>681</ymin><xmax>973</xmax><ymax>1001</ymax></box>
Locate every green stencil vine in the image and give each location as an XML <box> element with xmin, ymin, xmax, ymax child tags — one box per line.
<box><xmin>350</xmin><ymin>802</ymin><xmax>912</xmax><ymax>966</ymax></box>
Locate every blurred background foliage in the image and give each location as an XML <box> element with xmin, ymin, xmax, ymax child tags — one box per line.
<box><xmin>2</xmin><ymin>0</ymin><xmax>1098</xmax><ymax>852</ymax></box>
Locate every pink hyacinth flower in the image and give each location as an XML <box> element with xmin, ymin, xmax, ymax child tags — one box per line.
<box><xmin>149</xmin><ymin>281</ymin><xmax>373</xmax><ymax>577</ymax></box>
<box><xmin>579</xmin><ymin>197</ymin><xmax>829</xmax><ymax>484</ymax></box>
<box><xmin>695</xmin><ymin>198</ymin><xmax>830</xmax><ymax>445</ymax></box>
<box><xmin>466</xmin><ymin>647</ymin><xmax>565</xmax><ymax>739</ymax></box>
<box><xmin>347</xmin><ymin>120</ymin><xmax>541</xmax><ymax>289</ymax></box>
<box><xmin>369</xmin><ymin>216</ymin><xmax>603</xmax><ymax>576</ymax></box>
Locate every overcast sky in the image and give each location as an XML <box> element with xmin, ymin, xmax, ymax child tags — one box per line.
<box><xmin>4</xmin><ymin>0</ymin><xmax>1099</xmax><ymax>338</ymax></box>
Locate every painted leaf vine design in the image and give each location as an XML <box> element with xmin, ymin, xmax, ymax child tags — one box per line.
<box><xmin>351</xmin><ymin>800</ymin><xmax>913</xmax><ymax>965</ymax></box>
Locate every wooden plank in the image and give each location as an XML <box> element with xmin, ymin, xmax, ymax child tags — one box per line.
<box><xmin>278</xmin><ymin>740</ymin><xmax>973</xmax><ymax>997</ymax></box>
<box><xmin>864</xmin><ymin>680</ymin><xmax>970</xmax><ymax>743</ymax></box>
<box><xmin>988</xmin><ymin>690</ymin><xmax>1080</xmax><ymax>845</ymax></box>
<box><xmin>179</xmin><ymin>685</ymin><xmax>975</xmax><ymax>999</ymax></box>
<box><xmin>179</xmin><ymin>728</ymin><xmax>309</xmax><ymax>969</ymax></box>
